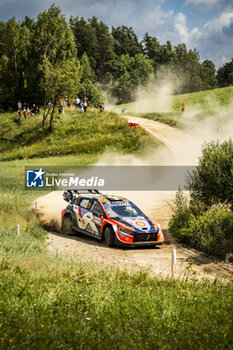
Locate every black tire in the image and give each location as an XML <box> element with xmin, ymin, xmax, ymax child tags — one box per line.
<box><xmin>104</xmin><ymin>226</ymin><xmax>115</xmax><ymax>247</ymax></box>
<box><xmin>62</xmin><ymin>216</ymin><xmax>76</xmax><ymax>236</ymax></box>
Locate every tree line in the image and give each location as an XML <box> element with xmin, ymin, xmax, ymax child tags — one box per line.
<box><xmin>0</xmin><ymin>4</ymin><xmax>233</xmax><ymax>112</ymax></box>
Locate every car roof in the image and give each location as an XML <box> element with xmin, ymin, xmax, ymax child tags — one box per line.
<box><xmin>75</xmin><ymin>193</ymin><xmax>130</xmax><ymax>203</ymax></box>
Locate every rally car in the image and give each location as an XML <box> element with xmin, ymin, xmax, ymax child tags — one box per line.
<box><xmin>61</xmin><ymin>190</ymin><xmax>165</xmax><ymax>247</ymax></box>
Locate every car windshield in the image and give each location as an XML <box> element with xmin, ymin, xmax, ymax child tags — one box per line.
<box><xmin>104</xmin><ymin>203</ymin><xmax>145</xmax><ymax>218</ymax></box>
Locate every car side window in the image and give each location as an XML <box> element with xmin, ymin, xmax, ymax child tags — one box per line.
<box><xmin>91</xmin><ymin>202</ymin><xmax>104</xmax><ymax>217</ymax></box>
<box><xmin>80</xmin><ymin>198</ymin><xmax>92</xmax><ymax>209</ymax></box>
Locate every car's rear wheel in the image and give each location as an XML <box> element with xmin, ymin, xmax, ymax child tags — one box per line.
<box><xmin>104</xmin><ymin>226</ymin><xmax>115</xmax><ymax>247</ymax></box>
<box><xmin>62</xmin><ymin>216</ymin><xmax>76</xmax><ymax>236</ymax></box>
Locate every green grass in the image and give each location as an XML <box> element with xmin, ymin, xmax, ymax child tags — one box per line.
<box><xmin>0</xmin><ymin>155</ymin><xmax>233</xmax><ymax>349</ymax></box>
<box><xmin>172</xmin><ymin>86</ymin><xmax>233</xmax><ymax>112</ymax></box>
<box><xmin>0</xmin><ymin>252</ymin><xmax>233</xmax><ymax>350</ymax></box>
<box><xmin>0</xmin><ymin>109</ymin><xmax>158</xmax><ymax>161</ymax></box>
<box><xmin>0</xmin><ymin>104</ymin><xmax>233</xmax><ymax>348</ymax></box>
<box><xmin>109</xmin><ymin>86</ymin><xmax>233</xmax><ymax>129</ymax></box>
<box><xmin>126</xmin><ymin>112</ymin><xmax>179</xmax><ymax>127</ymax></box>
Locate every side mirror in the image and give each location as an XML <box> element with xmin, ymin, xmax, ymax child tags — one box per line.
<box><xmin>63</xmin><ymin>191</ymin><xmax>72</xmax><ymax>202</ymax></box>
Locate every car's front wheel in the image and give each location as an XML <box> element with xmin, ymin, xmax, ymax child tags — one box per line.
<box><xmin>62</xmin><ymin>216</ymin><xmax>76</xmax><ymax>236</ymax></box>
<box><xmin>104</xmin><ymin>226</ymin><xmax>115</xmax><ymax>247</ymax></box>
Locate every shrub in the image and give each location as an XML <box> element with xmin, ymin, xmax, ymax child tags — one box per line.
<box><xmin>169</xmin><ymin>138</ymin><xmax>233</xmax><ymax>260</ymax></box>
<box><xmin>187</xmin><ymin>205</ymin><xmax>233</xmax><ymax>259</ymax></box>
<box><xmin>186</xmin><ymin>139</ymin><xmax>233</xmax><ymax>206</ymax></box>
<box><xmin>169</xmin><ymin>194</ymin><xmax>233</xmax><ymax>259</ymax></box>
<box><xmin>168</xmin><ymin>189</ymin><xmax>192</xmax><ymax>243</ymax></box>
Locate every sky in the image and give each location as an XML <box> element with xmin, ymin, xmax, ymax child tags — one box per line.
<box><xmin>0</xmin><ymin>0</ymin><xmax>233</xmax><ymax>68</ymax></box>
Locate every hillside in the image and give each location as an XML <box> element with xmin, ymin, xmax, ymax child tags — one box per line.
<box><xmin>0</xmin><ymin>109</ymin><xmax>158</xmax><ymax>161</ymax></box>
<box><xmin>110</xmin><ymin>86</ymin><xmax>233</xmax><ymax>126</ymax></box>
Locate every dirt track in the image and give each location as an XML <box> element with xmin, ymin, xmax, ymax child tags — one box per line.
<box><xmin>35</xmin><ymin>117</ymin><xmax>233</xmax><ymax>281</ymax></box>
<box><xmin>124</xmin><ymin>115</ymin><xmax>192</xmax><ymax>157</ymax></box>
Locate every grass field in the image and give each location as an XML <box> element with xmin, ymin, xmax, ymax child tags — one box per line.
<box><xmin>0</xmin><ymin>100</ymin><xmax>233</xmax><ymax>349</ymax></box>
<box><xmin>110</xmin><ymin>86</ymin><xmax>233</xmax><ymax>129</ymax></box>
<box><xmin>0</xmin><ymin>109</ymin><xmax>158</xmax><ymax>161</ymax></box>
<box><xmin>112</xmin><ymin>86</ymin><xmax>233</xmax><ymax>113</ymax></box>
<box><xmin>0</xmin><ymin>154</ymin><xmax>233</xmax><ymax>349</ymax></box>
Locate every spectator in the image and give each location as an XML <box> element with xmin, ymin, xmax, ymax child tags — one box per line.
<box><xmin>17</xmin><ymin>100</ymin><xmax>22</xmax><ymax>111</ymax></box>
<box><xmin>62</xmin><ymin>99</ymin><xmax>66</xmax><ymax>110</ymax></box>
<box><xmin>68</xmin><ymin>98</ymin><xmax>72</xmax><ymax>107</ymax></box>
<box><xmin>23</xmin><ymin>107</ymin><xmax>27</xmax><ymax>119</ymax></box>
<box><xmin>100</xmin><ymin>104</ymin><xmax>104</xmax><ymax>112</ymax></box>
<box><xmin>79</xmin><ymin>101</ymin><xmax>84</xmax><ymax>112</ymax></box>
<box><xmin>27</xmin><ymin>106</ymin><xmax>30</xmax><ymax>114</ymax></box>
<box><xmin>75</xmin><ymin>96</ymin><xmax>80</xmax><ymax>109</ymax></box>
<box><xmin>84</xmin><ymin>101</ymin><xmax>88</xmax><ymax>112</ymax></box>
<box><xmin>31</xmin><ymin>104</ymin><xmax>38</xmax><ymax>115</ymax></box>
<box><xmin>59</xmin><ymin>105</ymin><xmax>63</xmax><ymax>114</ymax></box>
<box><xmin>181</xmin><ymin>102</ymin><xmax>186</xmax><ymax>112</ymax></box>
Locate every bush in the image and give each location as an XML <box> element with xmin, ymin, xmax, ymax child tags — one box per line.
<box><xmin>188</xmin><ymin>206</ymin><xmax>233</xmax><ymax>259</ymax></box>
<box><xmin>186</xmin><ymin>139</ymin><xmax>233</xmax><ymax>206</ymax></box>
<box><xmin>169</xmin><ymin>194</ymin><xmax>233</xmax><ymax>259</ymax></box>
<box><xmin>169</xmin><ymin>138</ymin><xmax>233</xmax><ymax>259</ymax></box>
<box><xmin>168</xmin><ymin>189</ymin><xmax>192</xmax><ymax>243</ymax></box>
<box><xmin>77</xmin><ymin>80</ymin><xmax>104</xmax><ymax>107</ymax></box>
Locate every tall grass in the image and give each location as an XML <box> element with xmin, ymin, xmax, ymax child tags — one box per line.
<box><xmin>0</xmin><ymin>249</ymin><xmax>233</xmax><ymax>349</ymax></box>
<box><xmin>0</xmin><ymin>109</ymin><xmax>158</xmax><ymax>161</ymax></box>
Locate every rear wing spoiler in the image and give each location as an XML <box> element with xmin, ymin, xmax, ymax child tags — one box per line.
<box><xmin>63</xmin><ymin>189</ymin><xmax>100</xmax><ymax>202</ymax></box>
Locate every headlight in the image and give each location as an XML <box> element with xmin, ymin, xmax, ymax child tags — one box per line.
<box><xmin>118</xmin><ymin>226</ymin><xmax>134</xmax><ymax>235</ymax></box>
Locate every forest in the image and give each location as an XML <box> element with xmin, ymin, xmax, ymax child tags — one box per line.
<box><xmin>0</xmin><ymin>4</ymin><xmax>233</xmax><ymax>110</ymax></box>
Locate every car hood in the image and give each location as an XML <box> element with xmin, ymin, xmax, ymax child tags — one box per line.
<box><xmin>113</xmin><ymin>216</ymin><xmax>155</xmax><ymax>232</ymax></box>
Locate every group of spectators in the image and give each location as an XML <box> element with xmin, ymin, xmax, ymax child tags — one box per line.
<box><xmin>58</xmin><ymin>96</ymin><xmax>89</xmax><ymax>114</ymax></box>
<box><xmin>17</xmin><ymin>100</ymin><xmax>39</xmax><ymax>119</ymax></box>
<box><xmin>74</xmin><ymin>96</ymin><xmax>88</xmax><ymax>113</ymax></box>
<box><xmin>58</xmin><ymin>97</ymin><xmax>72</xmax><ymax>114</ymax></box>
<box><xmin>17</xmin><ymin>96</ymin><xmax>105</xmax><ymax>118</ymax></box>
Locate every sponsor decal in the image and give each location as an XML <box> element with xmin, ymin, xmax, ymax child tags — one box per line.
<box><xmin>103</xmin><ymin>202</ymin><xmax>134</xmax><ymax>207</ymax></box>
<box><xmin>136</xmin><ymin>221</ymin><xmax>145</xmax><ymax>227</ymax></box>
<box><xmin>122</xmin><ymin>217</ymin><xmax>150</xmax><ymax>230</ymax></box>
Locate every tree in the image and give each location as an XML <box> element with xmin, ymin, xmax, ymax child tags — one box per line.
<box><xmin>26</xmin><ymin>5</ymin><xmax>77</xmax><ymax>106</ymax></box>
<box><xmin>69</xmin><ymin>16</ymin><xmax>99</xmax><ymax>69</ymax></box>
<box><xmin>201</xmin><ymin>59</ymin><xmax>217</xmax><ymax>90</ymax></box>
<box><xmin>90</xmin><ymin>18</ymin><xmax>115</xmax><ymax>80</ymax></box>
<box><xmin>186</xmin><ymin>139</ymin><xmax>233</xmax><ymax>206</ymax></box>
<box><xmin>142</xmin><ymin>33</ymin><xmax>162</xmax><ymax>72</ymax></box>
<box><xmin>78</xmin><ymin>53</ymin><xmax>103</xmax><ymax>107</ymax></box>
<box><xmin>41</xmin><ymin>58</ymin><xmax>81</xmax><ymax>129</ymax></box>
<box><xmin>0</xmin><ymin>18</ymin><xmax>31</xmax><ymax>108</ymax></box>
<box><xmin>80</xmin><ymin>53</ymin><xmax>96</xmax><ymax>83</ymax></box>
<box><xmin>217</xmin><ymin>59</ymin><xmax>233</xmax><ymax>87</ymax></box>
<box><xmin>112</xmin><ymin>26</ymin><xmax>143</xmax><ymax>57</ymax></box>
<box><xmin>111</xmin><ymin>53</ymin><xmax>153</xmax><ymax>103</ymax></box>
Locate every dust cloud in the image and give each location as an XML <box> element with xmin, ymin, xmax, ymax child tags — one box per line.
<box><xmin>98</xmin><ymin>77</ymin><xmax>233</xmax><ymax>228</ymax></box>
<box><xmin>34</xmin><ymin>74</ymin><xmax>233</xmax><ymax>233</ymax></box>
<box><xmin>32</xmin><ymin>192</ymin><xmax>64</xmax><ymax>232</ymax></box>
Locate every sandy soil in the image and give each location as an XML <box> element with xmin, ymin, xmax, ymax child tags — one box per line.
<box><xmin>47</xmin><ymin>231</ymin><xmax>233</xmax><ymax>281</ymax></box>
<box><xmin>34</xmin><ymin>117</ymin><xmax>233</xmax><ymax>281</ymax></box>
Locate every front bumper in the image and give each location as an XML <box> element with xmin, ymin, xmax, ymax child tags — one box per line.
<box><xmin>115</xmin><ymin>230</ymin><xmax>165</xmax><ymax>246</ymax></box>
